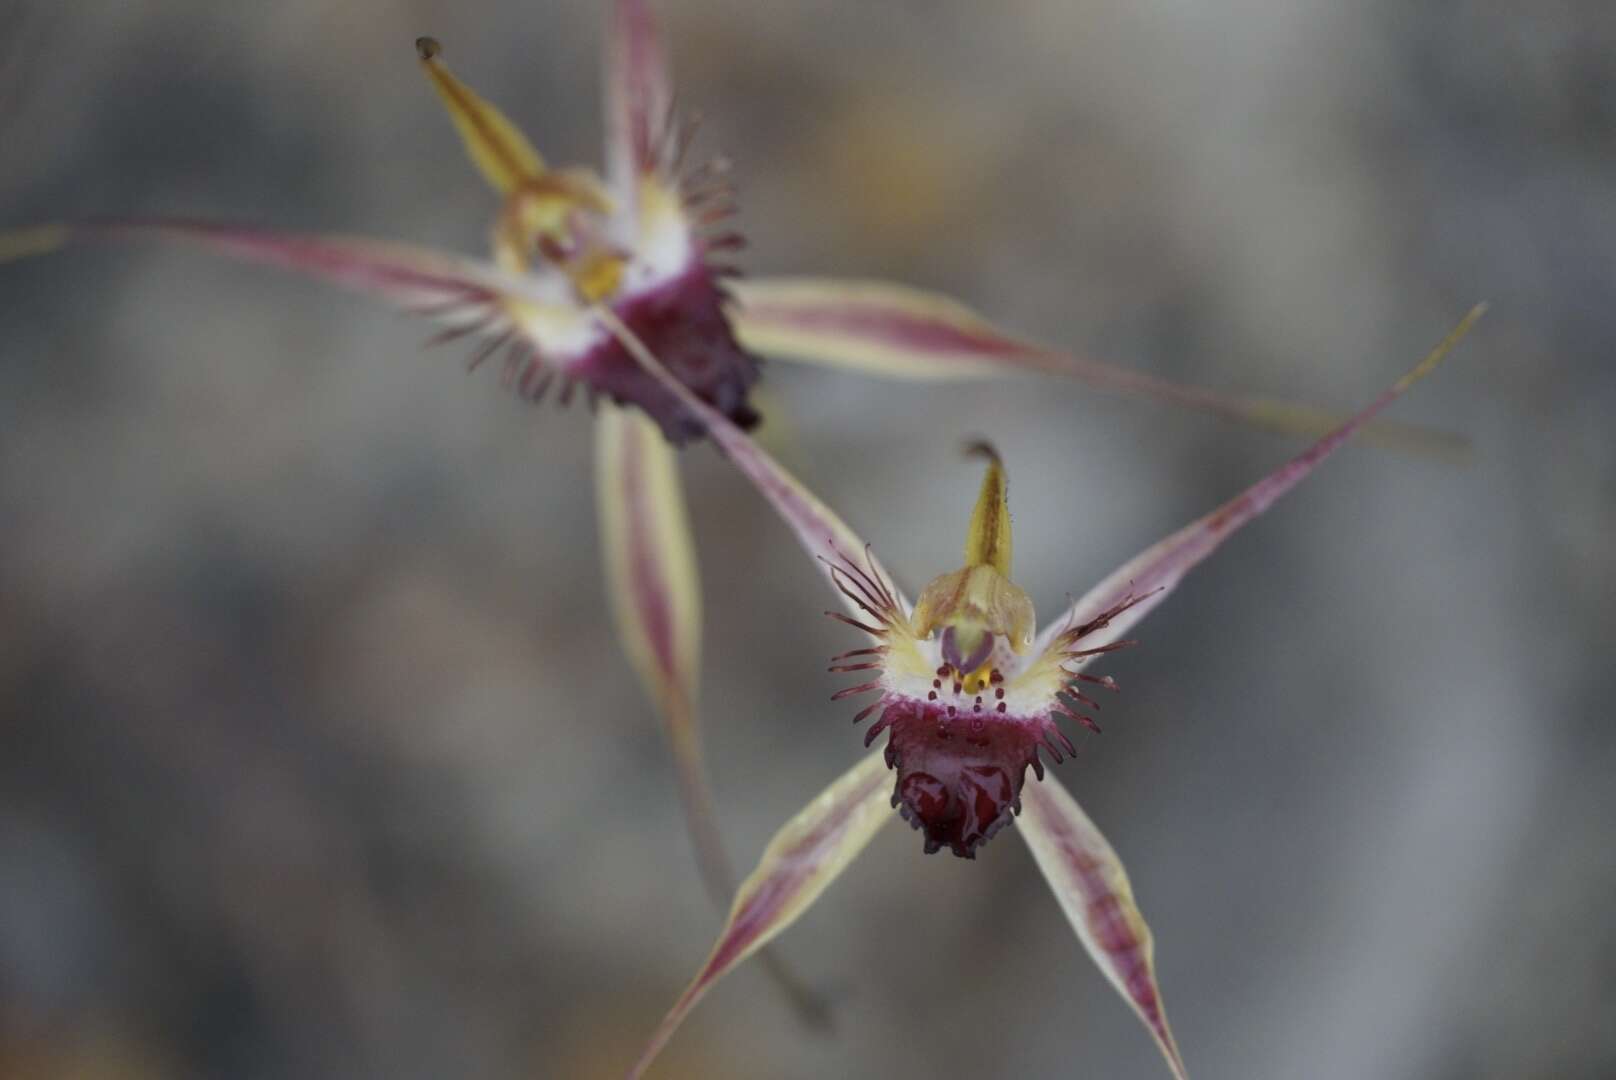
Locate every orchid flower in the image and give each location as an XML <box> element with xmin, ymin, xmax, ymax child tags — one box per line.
<box><xmin>602</xmin><ymin>302</ymin><xmax>1483</xmax><ymax>1078</ymax></box>
<box><xmin>0</xmin><ymin>1</ymin><xmax>1465</xmax><ymax>943</ymax></box>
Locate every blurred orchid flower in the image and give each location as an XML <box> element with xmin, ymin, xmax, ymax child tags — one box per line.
<box><xmin>0</xmin><ymin>0</ymin><xmax>1465</xmax><ymax>963</ymax></box>
<box><xmin>0</xmin><ymin>2</ymin><xmax>763</xmax><ymax>950</ymax></box>
<box><xmin>602</xmin><ymin>302</ymin><xmax>1483</xmax><ymax>1078</ymax></box>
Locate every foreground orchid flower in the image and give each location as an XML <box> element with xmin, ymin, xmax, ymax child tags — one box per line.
<box><xmin>604</xmin><ymin>303</ymin><xmax>1482</xmax><ymax>1078</ymax></box>
<box><xmin>0</xmin><ymin>0</ymin><xmax>1466</xmax><ymax>961</ymax></box>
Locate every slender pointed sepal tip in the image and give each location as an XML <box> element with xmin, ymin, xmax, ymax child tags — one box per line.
<box><xmin>0</xmin><ymin>224</ymin><xmax>69</xmax><ymax>264</ymax></box>
<box><xmin>629</xmin><ymin>752</ymin><xmax>894</xmax><ymax>1079</ymax></box>
<box><xmin>727</xmin><ymin>278</ymin><xmax>1474</xmax><ymax>460</ymax></box>
<box><xmin>0</xmin><ymin>217</ymin><xmax>560</xmax><ymax>325</ymax></box>
<box><xmin>1394</xmin><ymin>302</ymin><xmax>1487</xmax><ymax>393</ymax></box>
<box><xmin>1019</xmin><ymin>773</ymin><xmax>1189</xmax><ymax>1080</ymax></box>
<box><xmin>1034</xmin><ymin>303</ymin><xmax>1486</xmax><ymax>660</ymax></box>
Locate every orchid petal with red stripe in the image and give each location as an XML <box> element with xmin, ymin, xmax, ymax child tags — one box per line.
<box><xmin>0</xmin><ymin>217</ymin><xmax>549</xmax><ymax>314</ymax></box>
<box><xmin>1033</xmin><ymin>304</ymin><xmax>1485</xmax><ymax>662</ymax></box>
<box><xmin>1019</xmin><ymin>770</ymin><xmax>1188</xmax><ymax>1080</ymax></box>
<box><xmin>729</xmin><ymin>277</ymin><xmax>1469</xmax><ymax>460</ymax></box>
<box><xmin>0</xmin><ymin>215</ymin><xmax>578</xmax><ymax>394</ymax></box>
<box><xmin>595</xmin><ymin>402</ymin><xmax>719</xmax><ymax>878</ymax></box>
<box><xmin>605</xmin><ymin>0</ymin><xmax>674</xmax><ymax>196</ymax></box>
<box><xmin>629</xmin><ymin>750</ymin><xmax>893</xmax><ymax>1079</ymax></box>
<box><xmin>596</xmin><ymin>402</ymin><xmax>832</xmax><ymax>1026</ymax></box>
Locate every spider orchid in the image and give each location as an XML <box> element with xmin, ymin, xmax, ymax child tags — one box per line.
<box><xmin>603</xmin><ymin>302</ymin><xmax>1482</xmax><ymax>1078</ymax></box>
<box><xmin>1</xmin><ymin>0</ymin><xmax>1466</xmax><ymax>949</ymax></box>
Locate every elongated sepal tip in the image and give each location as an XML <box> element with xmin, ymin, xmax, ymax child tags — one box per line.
<box><xmin>1392</xmin><ymin>301</ymin><xmax>1488</xmax><ymax>393</ymax></box>
<box><xmin>962</xmin><ymin>438</ymin><xmax>1000</xmax><ymax>465</ymax></box>
<box><xmin>0</xmin><ymin>224</ymin><xmax>69</xmax><ymax>264</ymax></box>
<box><xmin>415</xmin><ymin>36</ymin><xmax>441</xmax><ymax>60</ymax></box>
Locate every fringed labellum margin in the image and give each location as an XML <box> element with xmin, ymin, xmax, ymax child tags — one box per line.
<box><xmin>824</xmin><ymin>448</ymin><xmax>1152</xmax><ymax>857</ymax></box>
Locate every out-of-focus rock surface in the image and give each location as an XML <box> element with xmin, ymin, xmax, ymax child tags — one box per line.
<box><xmin>1</xmin><ymin>2</ymin><xmax>1611</xmax><ymax>1077</ymax></box>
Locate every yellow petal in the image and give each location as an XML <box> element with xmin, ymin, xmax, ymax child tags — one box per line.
<box><xmin>729</xmin><ymin>277</ymin><xmax>1471</xmax><ymax>460</ymax></box>
<box><xmin>416</xmin><ymin>37</ymin><xmax>546</xmax><ymax>195</ymax></box>
<box><xmin>1019</xmin><ymin>772</ymin><xmax>1188</xmax><ymax>1080</ymax></box>
<box><xmin>630</xmin><ymin>751</ymin><xmax>894</xmax><ymax>1079</ymax></box>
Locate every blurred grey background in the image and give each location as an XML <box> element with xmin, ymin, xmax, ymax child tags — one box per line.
<box><xmin>1</xmin><ymin>1</ymin><xmax>1612</xmax><ymax>1077</ymax></box>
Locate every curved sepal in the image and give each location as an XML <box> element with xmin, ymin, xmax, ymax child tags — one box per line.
<box><xmin>629</xmin><ymin>751</ymin><xmax>893</xmax><ymax>1079</ymax></box>
<box><xmin>0</xmin><ymin>216</ymin><xmax>556</xmax><ymax>335</ymax></box>
<box><xmin>1035</xmin><ymin>305</ymin><xmax>1485</xmax><ymax>661</ymax></box>
<box><xmin>1018</xmin><ymin>772</ymin><xmax>1188</xmax><ymax>1080</ymax></box>
<box><xmin>595</xmin><ymin>307</ymin><xmax>909</xmax><ymax>623</ymax></box>
<box><xmin>729</xmin><ymin>277</ymin><xmax>1470</xmax><ymax>460</ymax></box>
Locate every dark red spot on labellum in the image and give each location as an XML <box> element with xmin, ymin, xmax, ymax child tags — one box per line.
<box><xmin>875</xmin><ymin>697</ymin><xmax>1046</xmax><ymax>858</ymax></box>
